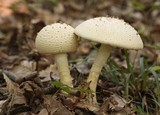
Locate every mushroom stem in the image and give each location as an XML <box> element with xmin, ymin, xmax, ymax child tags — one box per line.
<box><xmin>54</xmin><ymin>53</ymin><xmax>73</xmax><ymax>87</ymax></box>
<box><xmin>87</xmin><ymin>44</ymin><xmax>112</xmax><ymax>103</ymax></box>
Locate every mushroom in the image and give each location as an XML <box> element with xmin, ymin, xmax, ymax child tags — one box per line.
<box><xmin>74</xmin><ymin>17</ymin><xmax>143</xmax><ymax>103</ymax></box>
<box><xmin>35</xmin><ymin>23</ymin><xmax>78</xmax><ymax>87</ymax></box>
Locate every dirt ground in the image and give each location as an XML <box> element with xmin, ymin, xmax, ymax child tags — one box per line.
<box><xmin>0</xmin><ymin>0</ymin><xmax>160</xmax><ymax>114</ymax></box>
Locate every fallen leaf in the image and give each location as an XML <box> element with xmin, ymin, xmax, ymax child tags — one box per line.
<box><xmin>76</xmin><ymin>100</ymin><xmax>99</xmax><ymax>112</ymax></box>
<box><xmin>39</xmin><ymin>64</ymin><xmax>59</xmax><ymax>82</ymax></box>
<box><xmin>108</xmin><ymin>94</ymin><xmax>127</xmax><ymax>111</ymax></box>
<box><xmin>38</xmin><ymin>108</ymin><xmax>48</xmax><ymax>115</ymax></box>
<box><xmin>3</xmin><ymin>73</ymin><xmax>20</xmax><ymax>95</ymax></box>
<box><xmin>43</xmin><ymin>95</ymin><xmax>73</xmax><ymax>115</ymax></box>
<box><xmin>11</xmin><ymin>60</ymin><xmax>37</xmax><ymax>83</ymax></box>
<box><xmin>0</xmin><ymin>0</ymin><xmax>19</xmax><ymax>17</ymax></box>
<box><xmin>77</xmin><ymin>40</ymin><xmax>91</xmax><ymax>54</ymax></box>
<box><xmin>75</xmin><ymin>61</ymin><xmax>89</xmax><ymax>74</ymax></box>
<box><xmin>0</xmin><ymin>0</ymin><xmax>18</xmax><ymax>7</ymax></box>
<box><xmin>0</xmin><ymin>7</ymin><xmax>13</xmax><ymax>17</ymax></box>
<box><xmin>16</xmin><ymin>3</ymin><xmax>29</xmax><ymax>14</ymax></box>
<box><xmin>2</xmin><ymin>73</ymin><xmax>27</xmax><ymax>114</ymax></box>
<box><xmin>0</xmin><ymin>100</ymin><xmax>7</xmax><ymax>113</ymax></box>
<box><xmin>157</xmin><ymin>54</ymin><xmax>160</xmax><ymax>65</ymax></box>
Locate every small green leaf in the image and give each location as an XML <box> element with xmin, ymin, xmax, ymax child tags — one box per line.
<box><xmin>132</xmin><ymin>0</ymin><xmax>146</xmax><ymax>10</ymax></box>
<box><xmin>52</xmin><ymin>80</ymin><xmax>71</xmax><ymax>93</ymax></box>
<box><xmin>149</xmin><ymin>66</ymin><xmax>160</xmax><ymax>71</ymax></box>
<box><xmin>52</xmin><ymin>80</ymin><xmax>93</xmax><ymax>94</ymax></box>
<box><xmin>151</xmin><ymin>2</ymin><xmax>160</xmax><ymax>9</ymax></box>
<box><xmin>146</xmin><ymin>44</ymin><xmax>160</xmax><ymax>49</ymax></box>
<box><xmin>48</xmin><ymin>0</ymin><xmax>58</xmax><ymax>6</ymax></box>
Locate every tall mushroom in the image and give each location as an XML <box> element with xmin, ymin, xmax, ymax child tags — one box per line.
<box><xmin>35</xmin><ymin>23</ymin><xmax>78</xmax><ymax>87</ymax></box>
<box><xmin>75</xmin><ymin>17</ymin><xmax>143</xmax><ymax>104</ymax></box>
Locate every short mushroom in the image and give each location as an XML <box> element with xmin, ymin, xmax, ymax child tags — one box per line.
<box><xmin>75</xmin><ymin>17</ymin><xmax>143</xmax><ymax>104</ymax></box>
<box><xmin>35</xmin><ymin>23</ymin><xmax>78</xmax><ymax>87</ymax></box>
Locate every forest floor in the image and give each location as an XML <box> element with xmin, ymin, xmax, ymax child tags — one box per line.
<box><xmin>0</xmin><ymin>0</ymin><xmax>160</xmax><ymax>114</ymax></box>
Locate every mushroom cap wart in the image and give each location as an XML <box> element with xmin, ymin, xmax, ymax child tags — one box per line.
<box><xmin>35</xmin><ymin>23</ymin><xmax>78</xmax><ymax>54</ymax></box>
<box><xmin>75</xmin><ymin>17</ymin><xmax>143</xmax><ymax>49</ymax></box>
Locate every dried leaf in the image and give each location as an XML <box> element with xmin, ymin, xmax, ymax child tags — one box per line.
<box><xmin>39</xmin><ymin>64</ymin><xmax>58</xmax><ymax>82</ymax></box>
<box><xmin>76</xmin><ymin>101</ymin><xmax>99</xmax><ymax>112</ymax></box>
<box><xmin>0</xmin><ymin>0</ymin><xmax>19</xmax><ymax>17</ymax></box>
<box><xmin>16</xmin><ymin>3</ymin><xmax>29</xmax><ymax>14</ymax></box>
<box><xmin>0</xmin><ymin>0</ymin><xmax>18</xmax><ymax>7</ymax></box>
<box><xmin>75</xmin><ymin>61</ymin><xmax>89</xmax><ymax>74</ymax></box>
<box><xmin>43</xmin><ymin>95</ymin><xmax>72</xmax><ymax>115</ymax></box>
<box><xmin>108</xmin><ymin>94</ymin><xmax>127</xmax><ymax>111</ymax></box>
<box><xmin>3</xmin><ymin>73</ymin><xmax>27</xmax><ymax>108</ymax></box>
<box><xmin>11</xmin><ymin>60</ymin><xmax>37</xmax><ymax>83</ymax></box>
<box><xmin>0</xmin><ymin>7</ymin><xmax>13</xmax><ymax>17</ymax></box>
<box><xmin>38</xmin><ymin>109</ymin><xmax>48</xmax><ymax>115</ymax></box>
<box><xmin>0</xmin><ymin>100</ymin><xmax>7</xmax><ymax>113</ymax></box>
<box><xmin>3</xmin><ymin>73</ymin><xmax>20</xmax><ymax>94</ymax></box>
<box><xmin>157</xmin><ymin>54</ymin><xmax>160</xmax><ymax>65</ymax></box>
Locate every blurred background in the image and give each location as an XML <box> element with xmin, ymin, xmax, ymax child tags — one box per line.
<box><xmin>0</xmin><ymin>0</ymin><xmax>160</xmax><ymax>114</ymax></box>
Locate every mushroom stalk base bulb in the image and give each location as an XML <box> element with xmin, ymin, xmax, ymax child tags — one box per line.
<box><xmin>87</xmin><ymin>44</ymin><xmax>112</xmax><ymax>103</ymax></box>
<box><xmin>54</xmin><ymin>53</ymin><xmax>73</xmax><ymax>87</ymax></box>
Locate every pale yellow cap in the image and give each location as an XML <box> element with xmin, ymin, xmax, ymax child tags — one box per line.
<box><xmin>75</xmin><ymin>17</ymin><xmax>143</xmax><ymax>49</ymax></box>
<box><xmin>35</xmin><ymin>23</ymin><xmax>78</xmax><ymax>54</ymax></box>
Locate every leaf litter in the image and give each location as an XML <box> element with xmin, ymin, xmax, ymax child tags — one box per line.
<box><xmin>0</xmin><ymin>0</ymin><xmax>160</xmax><ymax>114</ymax></box>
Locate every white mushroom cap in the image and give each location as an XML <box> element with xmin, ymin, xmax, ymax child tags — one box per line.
<box><xmin>35</xmin><ymin>23</ymin><xmax>78</xmax><ymax>54</ymax></box>
<box><xmin>75</xmin><ymin>17</ymin><xmax>143</xmax><ymax>49</ymax></box>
